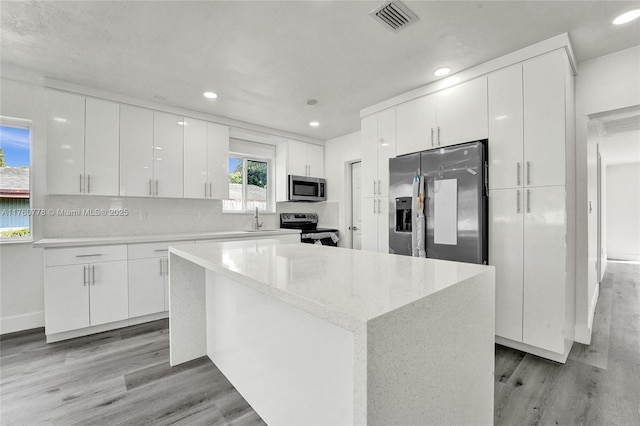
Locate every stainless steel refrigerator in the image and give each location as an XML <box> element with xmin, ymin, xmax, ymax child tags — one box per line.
<box><xmin>388</xmin><ymin>140</ymin><xmax>488</xmax><ymax>264</ymax></box>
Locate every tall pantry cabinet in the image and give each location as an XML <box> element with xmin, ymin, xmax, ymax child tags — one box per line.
<box><xmin>488</xmin><ymin>49</ymin><xmax>575</xmax><ymax>358</ymax></box>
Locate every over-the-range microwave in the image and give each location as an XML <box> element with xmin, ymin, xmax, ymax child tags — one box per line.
<box><xmin>288</xmin><ymin>175</ymin><xmax>326</xmax><ymax>202</ymax></box>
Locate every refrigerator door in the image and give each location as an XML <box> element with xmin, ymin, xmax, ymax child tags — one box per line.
<box><xmin>421</xmin><ymin>141</ymin><xmax>488</xmax><ymax>264</ymax></box>
<box><xmin>388</xmin><ymin>153</ymin><xmax>420</xmax><ymax>255</ymax></box>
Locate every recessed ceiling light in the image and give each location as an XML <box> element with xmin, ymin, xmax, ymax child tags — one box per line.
<box><xmin>177</xmin><ymin>121</ymin><xmax>188</xmax><ymax>126</ymax></box>
<box><xmin>434</xmin><ymin>67</ymin><xmax>451</xmax><ymax>77</ymax></box>
<box><xmin>203</xmin><ymin>92</ymin><xmax>218</xmax><ymax>99</ymax></box>
<box><xmin>305</xmin><ymin>98</ymin><xmax>318</xmax><ymax>106</ymax></box>
<box><xmin>613</xmin><ymin>9</ymin><xmax>640</xmax><ymax>25</ymax></box>
<box><xmin>309</xmin><ymin>121</ymin><xmax>320</xmax><ymax>127</ymax></box>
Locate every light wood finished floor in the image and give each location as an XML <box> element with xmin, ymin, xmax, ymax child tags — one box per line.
<box><xmin>1</xmin><ymin>262</ymin><xmax>638</xmax><ymax>425</ymax></box>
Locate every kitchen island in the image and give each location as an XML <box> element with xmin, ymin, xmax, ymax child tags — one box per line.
<box><xmin>169</xmin><ymin>239</ymin><xmax>495</xmax><ymax>426</ymax></box>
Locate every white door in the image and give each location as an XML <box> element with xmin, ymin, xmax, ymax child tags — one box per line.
<box><xmin>436</xmin><ymin>77</ymin><xmax>488</xmax><ymax>147</ymax></box>
<box><xmin>287</xmin><ymin>140</ymin><xmax>309</xmax><ymax>177</ymax></box>
<box><xmin>376</xmin><ymin>108</ymin><xmax>396</xmax><ymax>198</ymax></box>
<box><xmin>351</xmin><ymin>161</ymin><xmax>362</xmax><ymax>250</ymax></box>
<box><xmin>396</xmin><ymin>95</ymin><xmax>437</xmax><ymax>155</ymax></box>
<box><xmin>128</xmin><ymin>257</ymin><xmax>166</xmax><ymax>317</ymax></box>
<box><xmin>120</xmin><ymin>105</ymin><xmax>153</xmax><ymax>197</ymax></box>
<box><xmin>523</xmin><ymin>50</ymin><xmax>566</xmax><ymax>187</ymax></box>
<box><xmin>361</xmin><ymin>115</ymin><xmax>378</xmax><ymax>198</ymax></box>
<box><xmin>207</xmin><ymin>122</ymin><xmax>230</xmax><ymax>199</ymax></box>
<box><xmin>44</xmin><ymin>264</ymin><xmax>90</xmax><ymax>334</ymax></box>
<box><xmin>306</xmin><ymin>143</ymin><xmax>325</xmax><ymax>178</ymax></box>
<box><xmin>361</xmin><ymin>197</ymin><xmax>378</xmax><ymax>252</ymax></box>
<box><xmin>85</xmin><ymin>98</ymin><xmax>120</xmax><ymax>196</ymax></box>
<box><xmin>183</xmin><ymin>117</ymin><xmax>208</xmax><ymax>199</ymax></box>
<box><xmin>89</xmin><ymin>260</ymin><xmax>129</xmax><ymax>326</ymax></box>
<box><xmin>488</xmin><ymin>65</ymin><xmax>524</xmax><ymax>190</ymax></box>
<box><xmin>153</xmin><ymin>111</ymin><xmax>184</xmax><ymax>198</ymax></box>
<box><xmin>46</xmin><ymin>90</ymin><xmax>85</xmax><ymax>194</ymax></box>
<box><xmin>522</xmin><ymin>185</ymin><xmax>566</xmax><ymax>353</ymax></box>
<box><xmin>489</xmin><ymin>188</ymin><xmax>524</xmax><ymax>342</ymax></box>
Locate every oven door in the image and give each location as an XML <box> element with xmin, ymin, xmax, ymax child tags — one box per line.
<box><xmin>288</xmin><ymin>175</ymin><xmax>326</xmax><ymax>202</ymax></box>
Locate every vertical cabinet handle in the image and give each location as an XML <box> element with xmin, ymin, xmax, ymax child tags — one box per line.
<box><xmin>80</xmin><ymin>174</ymin><xmax>83</xmax><ymax>193</ymax></box>
<box><xmin>83</xmin><ymin>265</ymin><xmax>88</xmax><ymax>286</ymax></box>
<box><xmin>165</xmin><ymin>258</ymin><xmax>169</xmax><ymax>276</ymax></box>
<box><xmin>378</xmin><ymin>179</ymin><xmax>381</xmax><ymax>196</ymax></box>
<box><xmin>378</xmin><ymin>198</ymin><xmax>381</xmax><ymax>213</ymax></box>
<box><xmin>209</xmin><ymin>183</ymin><xmax>212</xmax><ymax>198</ymax></box>
<box><xmin>155</xmin><ymin>179</ymin><xmax>159</xmax><ymax>196</ymax></box>
<box><xmin>526</xmin><ymin>161</ymin><xmax>531</xmax><ymax>185</ymax></box>
<box><xmin>430</xmin><ymin>128</ymin><xmax>434</xmax><ymax>147</ymax></box>
<box><xmin>517</xmin><ymin>163</ymin><xmax>521</xmax><ymax>186</ymax></box>
<box><xmin>373</xmin><ymin>180</ymin><xmax>377</xmax><ymax>195</ymax></box>
<box><xmin>204</xmin><ymin>182</ymin><xmax>207</xmax><ymax>197</ymax></box>
<box><xmin>517</xmin><ymin>190</ymin><xmax>521</xmax><ymax>213</ymax></box>
<box><xmin>373</xmin><ymin>199</ymin><xmax>376</xmax><ymax>214</ymax></box>
<box><xmin>148</xmin><ymin>179</ymin><xmax>152</xmax><ymax>196</ymax></box>
<box><xmin>87</xmin><ymin>174</ymin><xmax>91</xmax><ymax>193</ymax></box>
<box><xmin>526</xmin><ymin>189</ymin><xmax>531</xmax><ymax>213</ymax></box>
<box><xmin>159</xmin><ymin>258</ymin><xmax>164</xmax><ymax>276</ymax></box>
<box><xmin>437</xmin><ymin>126</ymin><xmax>441</xmax><ymax>146</ymax></box>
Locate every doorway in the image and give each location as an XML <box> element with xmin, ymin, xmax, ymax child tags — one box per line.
<box><xmin>350</xmin><ymin>161</ymin><xmax>362</xmax><ymax>250</ymax></box>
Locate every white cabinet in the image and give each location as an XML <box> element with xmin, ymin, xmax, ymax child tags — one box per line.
<box><xmin>44</xmin><ymin>245</ymin><xmax>128</xmax><ymax>335</ymax></box>
<box><xmin>183</xmin><ymin>118</ymin><xmax>229</xmax><ymax>199</ymax></box>
<box><xmin>85</xmin><ymin>98</ymin><xmax>120</xmax><ymax>196</ymax></box>
<box><xmin>395</xmin><ymin>77</ymin><xmax>488</xmax><ymax>156</ymax></box>
<box><xmin>361</xmin><ymin>109</ymin><xmax>395</xmax><ymax>253</ymax></box>
<box><xmin>489</xmin><ymin>51</ymin><xmax>566</xmax><ymax>190</ymax></box>
<box><xmin>276</xmin><ymin>140</ymin><xmax>325</xmax><ymax>201</ymax></box>
<box><xmin>120</xmin><ymin>105</ymin><xmax>153</xmax><ymax>197</ymax></box>
<box><xmin>153</xmin><ymin>111</ymin><xmax>184</xmax><ymax>198</ymax></box>
<box><xmin>47</xmin><ymin>93</ymin><xmax>120</xmax><ymax>195</ymax></box>
<box><xmin>490</xmin><ymin>186</ymin><xmax>566</xmax><ymax>353</ymax></box>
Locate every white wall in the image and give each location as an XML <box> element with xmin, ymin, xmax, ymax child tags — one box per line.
<box><xmin>324</xmin><ymin>131</ymin><xmax>362</xmax><ymax>248</ymax></box>
<box><xmin>606</xmin><ymin>163</ymin><xmax>640</xmax><ymax>261</ymax></box>
<box><xmin>575</xmin><ymin>45</ymin><xmax>640</xmax><ymax>343</ymax></box>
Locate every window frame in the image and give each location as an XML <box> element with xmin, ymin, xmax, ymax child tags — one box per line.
<box><xmin>223</xmin><ymin>152</ymin><xmax>274</xmax><ymax>213</ymax></box>
<box><xmin>0</xmin><ymin>116</ymin><xmax>33</xmax><ymax>244</ymax></box>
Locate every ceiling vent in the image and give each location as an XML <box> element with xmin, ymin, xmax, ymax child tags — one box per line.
<box><xmin>370</xmin><ymin>1</ymin><xmax>418</xmax><ymax>33</ymax></box>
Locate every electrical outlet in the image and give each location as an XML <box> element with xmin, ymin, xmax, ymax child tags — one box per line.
<box><xmin>198</xmin><ymin>211</ymin><xmax>204</xmax><ymax>220</ymax></box>
<box><xmin>138</xmin><ymin>211</ymin><xmax>147</xmax><ymax>221</ymax></box>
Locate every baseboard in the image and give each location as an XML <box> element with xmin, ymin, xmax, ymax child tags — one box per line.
<box><xmin>0</xmin><ymin>311</ymin><xmax>44</xmax><ymax>335</ymax></box>
<box><xmin>607</xmin><ymin>253</ymin><xmax>640</xmax><ymax>262</ymax></box>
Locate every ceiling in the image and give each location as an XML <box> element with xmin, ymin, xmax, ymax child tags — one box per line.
<box><xmin>2</xmin><ymin>1</ymin><xmax>639</xmax><ymax>142</ymax></box>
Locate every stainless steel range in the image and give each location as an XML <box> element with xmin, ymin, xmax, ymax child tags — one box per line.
<box><xmin>280</xmin><ymin>213</ymin><xmax>339</xmax><ymax>246</ymax></box>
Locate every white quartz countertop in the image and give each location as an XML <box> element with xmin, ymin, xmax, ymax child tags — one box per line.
<box><xmin>33</xmin><ymin>229</ymin><xmax>301</xmax><ymax>248</ymax></box>
<box><xmin>170</xmin><ymin>239</ymin><xmax>494</xmax><ymax>331</ymax></box>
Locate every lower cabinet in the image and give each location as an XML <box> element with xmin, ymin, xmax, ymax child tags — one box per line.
<box><xmin>490</xmin><ymin>186</ymin><xmax>567</xmax><ymax>354</ymax></box>
<box><xmin>361</xmin><ymin>196</ymin><xmax>389</xmax><ymax>253</ymax></box>
<box><xmin>44</xmin><ymin>245</ymin><xmax>128</xmax><ymax>335</ymax></box>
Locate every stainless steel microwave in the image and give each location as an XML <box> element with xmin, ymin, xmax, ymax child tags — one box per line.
<box><xmin>288</xmin><ymin>175</ymin><xmax>326</xmax><ymax>202</ymax></box>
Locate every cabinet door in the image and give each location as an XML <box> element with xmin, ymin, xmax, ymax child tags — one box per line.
<box><xmin>85</xmin><ymin>98</ymin><xmax>120</xmax><ymax>196</ymax></box>
<box><xmin>183</xmin><ymin>118</ymin><xmax>208</xmax><ymax>199</ymax></box>
<box><xmin>120</xmin><ymin>105</ymin><xmax>153</xmax><ymax>197</ymax></box>
<box><xmin>436</xmin><ymin>77</ymin><xmax>488</xmax><ymax>147</ymax></box>
<box><xmin>153</xmin><ymin>112</ymin><xmax>184</xmax><ymax>198</ymax></box>
<box><xmin>287</xmin><ymin>140</ymin><xmax>308</xmax><ymax>177</ymax></box>
<box><xmin>207</xmin><ymin>122</ymin><xmax>230</xmax><ymax>199</ymax></box>
<box><xmin>377</xmin><ymin>108</ymin><xmax>396</xmax><ymax>197</ymax></box>
<box><xmin>361</xmin><ymin>116</ymin><xmax>378</xmax><ymax>198</ymax></box>
<box><xmin>489</xmin><ymin>189</ymin><xmax>524</xmax><ymax>342</ymax></box>
<box><xmin>47</xmin><ymin>91</ymin><xmax>85</xmax><ymax>195</ymax></box>
<box><xmin>44</xmin><ymin>264</ymin><xmax>90</xmax><ymax>334</ymax></box>
<box><xmin>163</xmin><ymin>257</ymin><xmax>170</xmax><ymax>310</ymax></box>
<box><xmin>523</xmin><ymin>50</ymin><xmax>566</xmax><ymax>187</ymax></box>
<box><xmin>306</xmin><ymin>143</ymin><xmax>325</xmax><ymax>178</ymax></box>
<box><xmin>361</xmin><ymin>197</ymin><xmax>378</xmax><ymax>252</ymax></box>
<box><xmin>396</xmin><ymin>95</ymin><xmax>437</xmax><ymax>156</ymax></box>
<box><xmin>523</xmin><ymin>186</ymin><xmax>566</xmax><ymax>353</ymax></box>
<box><xmin>128</xmin><ymin>257</ymin><xmax>165</xmax><ymax>317</ymax></box>
<box><xmin>377</xmin><ymin>196</ymin><xmax>390</xmax><ymax>253</ymax></box>
<box><xmin>89</xmin><ymin>260</ymin><xmax>129</xmax><ymax>326</ymax></box>
<box><xmin>488</xmin><ymin>65</ymin><xmax>524</xmax><ymax>190</ymax></box>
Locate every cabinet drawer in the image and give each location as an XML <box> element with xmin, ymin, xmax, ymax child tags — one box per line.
<box><xmin>128</xmin><ymin>241</ymin><xmax>194</xmax><ymax>259</ymax></box>
<box><xmin>45</xmin><ymin>244</ymin><xmax>127</xmax><ymax>267</ymax></box>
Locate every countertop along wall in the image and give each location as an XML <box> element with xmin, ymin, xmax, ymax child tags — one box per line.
<box><xmin>0</xmin><ymin>77</ymin><xmax>334</xmax><ymax>334</ymax></box>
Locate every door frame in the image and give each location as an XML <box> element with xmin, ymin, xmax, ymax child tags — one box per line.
<box><xmin>346</xmin><ymin>160</ymin><xmax>362</xmax><ymax>249</ymax></box>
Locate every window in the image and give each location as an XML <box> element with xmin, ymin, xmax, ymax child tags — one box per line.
<box><xmin>0</xmin><ymin>119</ymin><xmax>32</xmax><ymax>240</ymax></box>
<box><xmin>224</xmin><ymin>156</ymin><xmax>270</xmax><ymax>212</ymax></box>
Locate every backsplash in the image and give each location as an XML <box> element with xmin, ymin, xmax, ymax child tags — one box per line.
<box><xmin>42</xmin><ymin>195</ymin><xmax>338</xmax><ymax>238</ymax></box>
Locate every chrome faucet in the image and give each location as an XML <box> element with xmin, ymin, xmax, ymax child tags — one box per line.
<box><xmin>254</xmin><ymin>207</ymin><xmax>263</xmax><ymax>231</ymax></box>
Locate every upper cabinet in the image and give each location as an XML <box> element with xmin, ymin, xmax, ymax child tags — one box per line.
<box><xmin>488</xmin><ymin>50</ymin><xmax>567</xmax><ymax>189</ymax></box>
<box><xmin>47</xmin><ymin>91</ymin><xmax>119</xmax><ymax>195</ymax></box>
<box><xmin>361</xmin><ymin>108</ymin><xmax>396</xmax><ymax>198</ymax></box>
<box><xmin>119</xmin><ymin>105</ymin><xmax>154</xmax><ymax>197</ymax></box>
<box><xmin>183</xmin><ymin>118</ymin><xmax>229</xmax><ymax>199</ymax></box>
<box><xmin>275</xmin><ymin>140</ymin><xmax>325</xmax><ymax>202</ymax></box>
<box><xmin>395</xmin><ymin>77</ymin><xmax>488</xmax><ymax>156</ymax></box>
<box><xmin>152</xmin><ymin>111</ymin><xmax>184</xmax><ymax>198</ymax></box>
